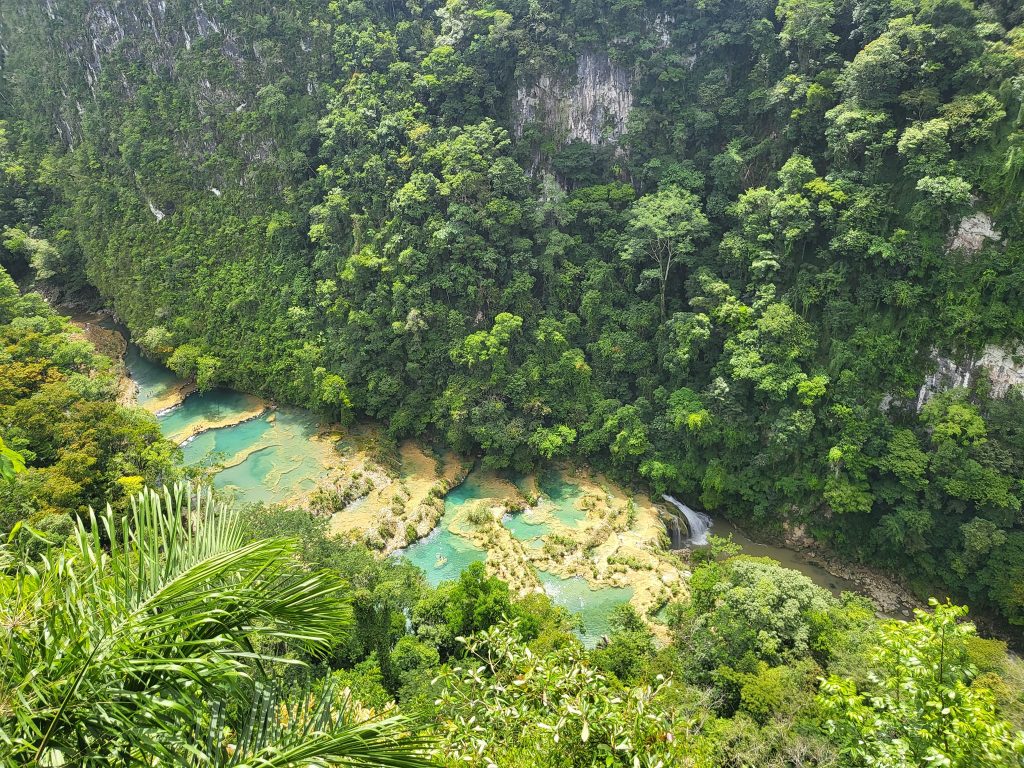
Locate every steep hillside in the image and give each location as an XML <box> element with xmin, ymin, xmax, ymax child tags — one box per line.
<box><xmin>3</xmin><ymin>0</ymin><xmax>1024</xmax><ymax>628</ymax></box>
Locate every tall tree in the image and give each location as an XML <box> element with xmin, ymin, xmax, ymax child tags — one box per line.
<box><xmin>819</xmin><ymin>601</ymin><xmax>1024</xmax><ymax>767</ymax></box>
<box><xmin>622</xmin><ymin>187</ymin><xmax>709</xmax><ymax>321</ymax></box>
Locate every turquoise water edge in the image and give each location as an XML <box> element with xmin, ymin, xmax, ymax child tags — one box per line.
<box><xmin>128</xmin><ymin>351</ymin><xmax>633</xmax><ymax>644</ymax></box>
<box><xmin>117</xmin><ymin>335</ymin><xmax>865</xmax><ymax>645</ymax></box>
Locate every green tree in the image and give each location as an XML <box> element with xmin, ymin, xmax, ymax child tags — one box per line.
<box><xmin>776</xmin><ymin>0</ymin><xmax>838</xmax><ymax>71</ymax></box>
<box><xmin>819</xmin><ymin>601</ymin><xmax>1024</xmax><ymax>767</ymax></box>
<box><xmin>314</xmin><ymin>367</ymin><xmax>352</xmax><ymax>420</ymax></box>
<box><xmin>897</xmin><ymin>119</ymin><xmax>952</xmax><ymax>175</ymax></box>
<box><xmin>450</xmin><ymin>312</ymin><xmax>523</xmax><ymax>374</ymax></box>
<box><xmin>725</xmin><ymin>302</ymin><xmax>820</xmax><ymax>401</ymax></box>
<box><xmin>622</xmin><ymin>186</ymin><xmax>709</xmax><ymax>321</ymax></box>
<box><xmin>1</xmin><ymin>227</ymin><xmax>62</xmax><ymax>281</ymax></box>
<box><xmin>434</xmin><ymin>620</ymin><xmax>688</xmax><ymax>767</ymax></box>
<box><xmin>688</xmin><ymin>557</ymin><xmax>843</xmax><ymax>667</ymax></box>
<box><xmin>0</xmin><ymin>484</ymin><xmax>433</xmax><ymax>766</ymax></box>
<box><xmin>0</xmin><ymin>436</ymin><xmax>25</xmax><ymax>482</ymax></box>
<box><xmin>412</xmin><ymin>561</ymin><xmax>513</xmax><ymax>658</ymax></box>
<box><xmin>137</xmin><ymin>326</ymin><xmax>175</xmax><ymax>357</ymax></box>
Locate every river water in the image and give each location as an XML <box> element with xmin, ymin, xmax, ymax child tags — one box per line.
<box><xmin>68</xmin><ymin>311</ymin><xmax>883</xmax><ymax>641</ymax></box>
<box><xmin>401</xmin><ymin>477</ymin><xmax>487</xmax><ymax>583</ymax></box>
<box><xmin>400</xmin><ymin>473</ymin><xmax>635</xmax><ymax>645</ymax></box>
<box><xmin>66</xmin><ymin>311</ymin><xmax>339</xmax><ymax>507</ymax></box>
<box><xmin>119</xmin><ymin>344</ymin><xmax>639</xmax><ymax>644</ymax></box>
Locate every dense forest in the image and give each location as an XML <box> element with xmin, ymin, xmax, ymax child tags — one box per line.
<box><xmin>6</xmin><ymin>260</ymin><xmax>1021</xmax><ymax>766</ymax></box>
<box><xmin>2</xmin><ymin>0</ymin><xmax>1024</xmax><ymax>762</ymax></box>
<box><xmin>0</xmin><ymin>268</ymin><xmax>178</xmax><ymax>536</ymax></box>
<box><xmin>4</xmin><ymin>0</ymin><xmax>1023</xmax><ymax>628</ymax></box>
<box><xmin>2</xmin><ymin>273</ymin><xmax>1021</xmax><ymax>764</ymax></box>
<box><xmin>4</xmin><ymin>0</ymin><xmax>1024</xmax><ymax>765</ymax></box>
<box><xmin>3</xmin><ymin>475</ymin><xmax>1024</xmax><ymax>766</ymax></box>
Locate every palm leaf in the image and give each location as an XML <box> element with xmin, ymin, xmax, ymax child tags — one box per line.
<box><xmin>200</xmin><ymin>682</ymin><xmax>435</xmax><ymax>768</ymax></box>
<box><xmin>0</xmin><ymin>483</ymin><xmax>429</xmax><ymax>766</ymax></box>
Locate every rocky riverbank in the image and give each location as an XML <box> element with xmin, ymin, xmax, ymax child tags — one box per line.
<box><xmin>325</xmin><ymin>428</ymin><xmax>472</xmax><ymax>554</ymax></box>
<box><xmin>146</xmin><ymin>382</ymin><xmax>198</xmax><ymax>415</ymax></box>
<box><xmin>778</xmin><ymin>523</ymin><xmax>923</xmax><ymax>617</ymax></box>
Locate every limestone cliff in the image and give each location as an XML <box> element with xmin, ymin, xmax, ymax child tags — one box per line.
<box><xmin>514</xmin><ymin>50</ymin><xmax>633</xmax><ymax>148</ymax></box>
<box><xmin>948</xmin><ymin>212</ymin><xmax>1002</xmax><ymax>255</ymax></box>
<box><xmin>916</xmin><ymin>346</ymin><xmax>1024</xmax><ymax>410</ymax></box>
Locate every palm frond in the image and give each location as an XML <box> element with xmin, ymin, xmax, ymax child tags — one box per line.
<box><xmin>0</xmin><ymin>483</ymin><xmax>359</xmax><ymax>765</ymax></box>
<box><xmin>203</xmin><ymin>683</ymin><xmax>436</xmax><ymax>768</ymax></box>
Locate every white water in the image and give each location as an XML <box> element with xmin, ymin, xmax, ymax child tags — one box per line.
<box><xmin>662</xmin><ymin>494</ymin><xmax>712</xmax><ymax>546</ymax></box>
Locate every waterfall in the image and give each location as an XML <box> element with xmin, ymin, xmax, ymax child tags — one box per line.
<box><xmin>664</xmin><ymin>511</ymin><xmax>685</xmax><ymax>549</ymax></box>
<box><xmin>662</xmin><ymin>494</ymin><xmax>712</xmax><ymax>546</ymax></box>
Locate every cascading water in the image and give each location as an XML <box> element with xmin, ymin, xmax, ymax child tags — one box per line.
<box><xmin>662</xmin><ymin>495</ymin><xmax>712</xmax><ymax>546</ymax></box>
<box><xmin>663</xmin><ymin>512</ymin><xmax>685</xmax><ymax>549</ymax></box>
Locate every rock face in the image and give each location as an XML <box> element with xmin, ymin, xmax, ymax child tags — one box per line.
<box><xmin>652</xmin><ymin>13</ymin><xmax>674</xmax><ymax>49</ymax></box>
<box><xmin>948</xmin><ymin>212</ymin><xmax>1001</xmax><ymax>255</ymax></box>
<box><xmin>1</xmin><ymin>0</ymin><xmax>244</xmax><ymax>146</ymax></box>
<box><xmin>977</xmin><ymin>345</ymin><xmax>1024</xmax><ymax>398</ymax></box>
<box><xmin>916</xmin><ymin>346</ymin><xmax>1024</xmax><ymax>410</ymax></box>
<box><xmin>514</xmin><ymin>51</ymin><xmax>633</xmax><ymax>147</ymax></box>
<box><xmin>916</xmin><ymin>354</ymin><xmax>975</xmax><ymax>411</ymax></box>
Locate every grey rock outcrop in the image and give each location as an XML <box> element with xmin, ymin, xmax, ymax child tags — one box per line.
<box><xmin>514</xmin><ymin>51</ymin><xmax>633</xmax><ymax>148</ymax></box>
<box><xmin>977</xmin><ymin>346</ymin><xmax>1024</xmax><ymax>398</ymax></box>
<box><xmin>947</xmin><ymin>212</ymin><xmax>1001</xmax><ymax>255</ymax></box>
<box><xmin>916</xmin><ymin>345</ymin><xmax>1024</xmax><ymax>410</ymax></box>
<box><xmin>916</xmin><ymin>354</ymin><xmax>975</xmax><ymax>411</ymax></box>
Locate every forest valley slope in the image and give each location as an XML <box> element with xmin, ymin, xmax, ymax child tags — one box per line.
<box><xmin>2</xmin><ymin>0</ymin><xmax>1024</xmax><ymax>637</ymax></box>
